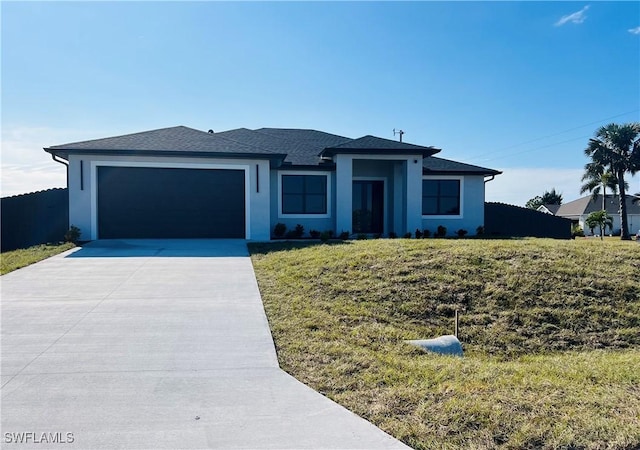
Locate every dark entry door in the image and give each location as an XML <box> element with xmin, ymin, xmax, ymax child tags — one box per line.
<box><xmin>352</xmin><ymin>180</ymin><xmax>384</xmax><ymax>234</ymax></box>
<box><xmin>97</xmin><ymin>166</ymin><xmax>245</xmax><ymax>239</ymax></box>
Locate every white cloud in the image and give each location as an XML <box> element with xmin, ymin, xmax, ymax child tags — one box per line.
<box><xmin>628</xmin><ymin>26</ymin><xmax>640</xmax><ymax>35</ymax></box>
<box><xmin>0</xmin><ymin>125</ymin><xmax>100</xmax><ymax>197</ymax></box>
<box><xmin>0</xmin><ymin>164</ymin><xmax>66</xmax><ymax>198</ymax></box>
<box><xmin>555</xmin><ymin>5</ymin><xmax>589</xmax><ymax>26</ymax></box>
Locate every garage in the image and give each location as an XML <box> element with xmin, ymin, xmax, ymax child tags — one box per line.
<box><xmin>97</xmin><ymin>166</ymin><xmax>245</xmax><ymax>239</ymax></box>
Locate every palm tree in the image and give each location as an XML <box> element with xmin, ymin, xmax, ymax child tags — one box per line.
<box><xmin>584</xmin><ymin>122</ymin><xmax>640</xmax><ymax>240</ymax></box>
<box><xmin>525</xmin><ymin>188</ymin><xmax>563</xmax><ymax>210</ymax></box>
<box><xmin>580</xmin><ymin>162</ymin><xmax>622</xmax><ymax>210</ymax></box>
<box><xmin>585</xmin><ymin>210</ymin><xmax>613</xmax><ymax>240</ymax></box>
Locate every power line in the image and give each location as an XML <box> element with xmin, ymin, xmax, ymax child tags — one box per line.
<box><xmin>471</xmin><ymin>108</ymin><xmax>639</xmax><ymax>163</ymax></box>
<box><xmin>479</xmin><ymin>134</ymin><xmax>592</xmax><ymax>163</ymax></box>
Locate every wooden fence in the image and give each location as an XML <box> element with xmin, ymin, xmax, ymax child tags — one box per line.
<box><xmin>485</xmin><ymin>202</ymin><xmax>572</xmax><ymax>239</ymax></box>
<box><xmin>1</xmin><ymin>188</ymin><xmax>69</xmax><ymax>251</ymax></box>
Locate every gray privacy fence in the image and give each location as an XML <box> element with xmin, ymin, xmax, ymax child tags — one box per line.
<box><xmin>1</xmin><ymin>188</ymin><xmax>69</xmax><ymax>252</ymax></box>
<box><xmin>484</xmin><ymin>202</ymin><xmax>572</xmax><ymax>239</ymax></box>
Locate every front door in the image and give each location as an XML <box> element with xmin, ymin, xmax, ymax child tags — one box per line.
<box><xmin>352</xmin><ymin>180</ymin><xmax>384</xmax><ymax>234</ymax></box>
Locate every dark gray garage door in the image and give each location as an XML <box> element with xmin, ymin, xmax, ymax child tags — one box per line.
<box><xmin>97</xmin><ymin>167</ymin><xmax>245</xmax><ymax>239</ymax></box>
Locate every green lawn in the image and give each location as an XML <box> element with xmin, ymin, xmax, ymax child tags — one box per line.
<box><xmin>249</xmin><ymin>238</ymin><xmax>640</xmax><ymax>450</ymax></box>
<box><xmin>1</xmin><ymin>242</ymin><xmax>76</xmax><ymax>275</ymax></box>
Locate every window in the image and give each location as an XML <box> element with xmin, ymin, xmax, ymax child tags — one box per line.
<box><xmin>281</xmin><ymin>174</ymin><xmax>327</xmax><ymax>214</ymax></box>
<box><xmin>422</xmin><ymin>179</ymin><xmax>460</xmax><ymax>215</ymax></box>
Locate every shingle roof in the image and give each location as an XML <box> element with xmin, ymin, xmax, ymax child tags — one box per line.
<box><xmin>555</xmin><ymin>194</ymin><xmax>640</xmax><ymax>217</ymax></box>
<box><xmin>215</xmin><ymin>128</ymin><xmax>350</xmax><ymax>166</ymax></box>
<box><xmin>45</xmin><ymin>126</ymin><xmax>285</xmax><ymax>159</ymax></box>
<box><xmin>422</xmin><ymin>156</ymin><xmax>501</xmax><ymax>175</ymax></box>
<box><xmin>45</xmin><ymin>126</ymin><xmax>499</xmax><ymax>175</ymax></box>
<box><xmin>256</xmin><ymin>128</ymin><xmax>351</xmax><ymax>149</ymax></box>
<box><xmin>322</xmin><ymin>135</ymin><xmax>439</xmax><ymax>157</ymax></box>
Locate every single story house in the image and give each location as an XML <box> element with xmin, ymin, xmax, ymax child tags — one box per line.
<box><xmin>45</xmin><ymin>126</ymin><xmax>501</xmax><ymax>241</ymax></box>
<box><xmin>551</xmin><ymin>194</ymin><xmax>640</xmax><ymax>236</ymax></box>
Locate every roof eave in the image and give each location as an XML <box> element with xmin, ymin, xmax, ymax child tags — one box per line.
<box><xmin>44</xmin><ymin>147</ymin><xmax>70</xmax><ymax>160</ymax></box>
<box><xmin>44</xmin><ymin>147</ymin><xmax>287</xmax><ymax>162</ymax></box>
<box><xmin>423</xmin><ymin>169</ymin><xmax>502</xmax><ymax>176</ymax></box>
<box><xmin>319</xmin><ymin>148</ymin><xmax>441</xmax><ymax>158</ymax></box>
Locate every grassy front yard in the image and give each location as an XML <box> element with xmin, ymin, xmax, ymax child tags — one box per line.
<box><xmin>1</xmin><ymin>242</ymin><xmax>76</xmax><ymax>275</ymax></box>
<box><xmin>249</xmin><ymin>238</ymin><xmax>640</xmax><ymax>449</ymax></box>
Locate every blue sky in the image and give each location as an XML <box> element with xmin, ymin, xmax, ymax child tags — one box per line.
<box><xmin>2</xmin><ymin>1</ymin><xmax>639</xmax><ymax>205</ymax></box>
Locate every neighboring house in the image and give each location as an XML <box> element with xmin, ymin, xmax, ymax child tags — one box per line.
<box><xmin>45</xmin><ymin>126</ymin><xmax>501</xmax><ymax>241</ymax></box>
<box><xmin>553</xmin><ymin>194</ymin><xmax>640</xmax><ymax>236</ymax></box>
<box><xmin>537</xmin><ymin>204</ymin><xmax>561</xmax><ymax>215</ymax></box>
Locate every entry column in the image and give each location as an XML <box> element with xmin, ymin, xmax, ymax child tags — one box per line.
<box><xmin>406</xmin><ymin>155</ymin><xmax>423</xmax><ymax>234</ymax></box>
<box><xmin>335</xmin><ymin>154</ymin><xmax>353</xmax><ymax>235</ymax></box>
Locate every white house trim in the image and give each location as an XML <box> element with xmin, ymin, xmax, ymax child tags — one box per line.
<box><xmin>421</xmin><ymin>175</ymin><xmax>465</xmax><ymax>220</ymax></box>
<box><xmin>89</xmin><ymin>160</ymin><xmax>251</xmax><ymax>240</ymax></box>
<box><xmin>277</xmin><ymin>170</ymin><xmax>332</xmax><ymax>219</ymax></box>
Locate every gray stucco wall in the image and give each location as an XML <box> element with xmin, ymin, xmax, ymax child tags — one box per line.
<box><xmin>67</xmin><ymin>152</ymin><xmax>491</xmax><ymax>241</ymax></box>
<box><xmin>421</xmin><ymin>175</ymin><xmax>486</xmax><ymax>236</ymax></box>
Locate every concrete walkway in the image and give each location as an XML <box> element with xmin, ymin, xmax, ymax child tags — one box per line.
<box><xmin>1</xmin><ymin>240</ymin><xmax>410</xmax><ymax>449</ymax></box>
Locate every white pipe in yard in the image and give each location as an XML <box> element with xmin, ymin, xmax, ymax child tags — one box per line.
<box><xmin>406</xmin><ymin>335</ymin><xmax>463</xmax><ymax>357</ymax></box>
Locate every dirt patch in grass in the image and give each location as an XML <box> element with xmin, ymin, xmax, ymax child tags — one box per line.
<box><xmin>250</xmin><ymin>238</ymin><xmax>640</xmax><ymax>449</ymax></box>
<box><xmin>1</xmin><ymin>242</ymin><xmax>76</xmax><ymax>275</ymax></box>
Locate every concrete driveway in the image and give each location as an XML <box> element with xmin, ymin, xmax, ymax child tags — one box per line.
<box><xmin>1</xmin><ymin>240</ymin><xmax>409</xmax><ymax>449</ymax></box>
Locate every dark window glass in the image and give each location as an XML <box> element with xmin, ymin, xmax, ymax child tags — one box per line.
<box><xmin>282</xmin><ymin>175</ymin><xmax>304</xmax><ymax>194</ymax></box>
<box><xmin>439</xmin><ymin>180</ymin><xmax>460</xmax><ymax>197</ymax></box>
<box><xmin>282</xmin><ymin>175</ymin><xmax>327</xmax><ymax>214</ymax></box>
<box><xmin>305</xmin><ymin>195</ymin><xmax>326</xmax><ymax>214</ymax></box>
<box><xmin>305</xmin><ymin>176</ymin><xmax>326</xmax><ymax>194</ymax></box>
<box><xmin>422</xmin><ymin>180</ymin><xmax>439</xmax><ymax>196</ymax></box>
<box><xmin>440</xmin><ymin>197</ymin><xmax>460</xmax><ymax>215</ymax></box>
<box><xmin>282</xmin><ymin>194</ymin><xmax>304</xmax><ymax>214</ymax></box>
<box><xmin>422</xmin><ymin>179</ymin><xmax>461</xmax><ymax>215</ymax></box>
<box><xmin>422</xmin><ymin>197</ymin><xmax>438</xmax><ymax>215</ymax></box>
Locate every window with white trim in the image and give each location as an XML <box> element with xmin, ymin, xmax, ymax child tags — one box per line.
<box><xmin>281</xmin><ymin>174</ymin><xmax>327</xmax><ymax>214</ymax></box>
<box><xmin>422</xmin><ymin>179</ymin><xmax>460</xmax><ymax>215</ymax></box>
